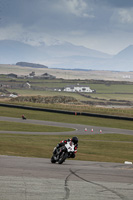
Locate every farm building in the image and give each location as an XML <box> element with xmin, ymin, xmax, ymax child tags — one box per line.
<box><xmin>7</xmin><ymin>73</ymin><xmax>18</xmax><ymax>78</ymax></box>
<box><xmin>41</xmin><ymin>73</ymin><xmax>56</xmax><ymax>79</ymax></box>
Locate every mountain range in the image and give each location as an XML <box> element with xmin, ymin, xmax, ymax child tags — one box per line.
<box><xmin>0</xmin><ymin>39</ymin><xmax>133</xmax><ymax>71</ymax></box>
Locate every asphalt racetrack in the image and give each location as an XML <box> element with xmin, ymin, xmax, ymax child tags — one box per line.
<box><xmin>0</xmin><ymin>116</ymin><xmax>133</xmax><ymax>135</ymax></box>
<box><xmin>0</xmin><ymin>116</ymin><xmax>133</xmax><ymax>200</ymax></box>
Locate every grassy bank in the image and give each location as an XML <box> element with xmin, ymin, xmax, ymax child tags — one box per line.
<box><xmin>1</xmin><ymin>99</ymin><xmax>133</xmax><ymax>117</ymax></box>
<box><xmin>0</xmin><ymin>106</ymin><xmax>133</xmax><ymax>130</ymax></box>
<box><xmin>0</xmin><ymin>134</ymin><xmax>133</xmax><ymax>163</ymax></box>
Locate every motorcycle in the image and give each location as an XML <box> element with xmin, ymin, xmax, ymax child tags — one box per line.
<box><xmin>51</xmin><ymin>141</ymin><xmax>75</xmax><ymax>164</ymax></box>
<box><xmin>22</xmin><ymin>115</ymin><xmax>26</xmax><ymax>120</ymax></box>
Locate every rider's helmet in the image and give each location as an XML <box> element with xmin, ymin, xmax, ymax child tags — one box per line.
<box><xmin>72</xmin><ymin>136</ymin><xmax>78</xmax><ymax>145</ymax></box>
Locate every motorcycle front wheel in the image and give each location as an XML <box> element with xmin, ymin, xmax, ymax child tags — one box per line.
<box><xmin>58</xmin><ymin>152</ymin><xmax>68</xmax><ymax>164</ymax></box>
<box><xmin>51</xmin><ymin>155</ymin><xmax>56</xmax><ymax>163</ymax></box>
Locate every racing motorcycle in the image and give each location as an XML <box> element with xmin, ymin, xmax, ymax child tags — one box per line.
<box><xmin>51</xmin><ymin>141</ymin><xmax>75</xmax><ymax>164</ymax></box>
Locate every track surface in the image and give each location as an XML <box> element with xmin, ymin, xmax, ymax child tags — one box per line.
<box><xmin>0</xmin><ymin>116</ymin><xmax>133</xmax><ymax>199</ymax></box>
<box><xmin>0</xmin><ymin>116</ymin><xmax>133</xmax><ymax>135</ymax></box>
<box><xmin>0</xmin><ymin>156</ymin><xmax>133</xmax><ymax>200</ymax></box>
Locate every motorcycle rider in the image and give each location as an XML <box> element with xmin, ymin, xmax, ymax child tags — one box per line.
<box><xmin>53</xmin><ymin>136</ymin><xmax>78</xmax><ymax>158</ymax></box>
<box><xmin>22</xmin><ymin>114</ymin><xmax>26</xmax><ymax>120</ymax></box>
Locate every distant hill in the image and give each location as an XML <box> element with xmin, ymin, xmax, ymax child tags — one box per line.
<box><xmin>0</xmin><ymin>40</ymin><xmax>40</xmax><ymax>63</ymax></box>
<box><xmin>0</xmin><ymin>39</ymin><xmax>133</xmax><ymax>71</ymax></box>
<box><xmin>114</xmin><ymin>45</ymin><xmax>133</xmax><ymax>60</ymax></box>
<box><xmin>16</xmin><ymin>62</ymin><xmax>48</xmax><ymax>68</ymax></box>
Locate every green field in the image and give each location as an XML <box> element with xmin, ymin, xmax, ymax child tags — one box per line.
<box><xmin>1</xmin><ymin>78</ymin><xmax>133</xmax><ymax>121</ymax></box>
<box><xmin>1</xmin><ymin>78</ymin><xmax>133</xmax><ymax>102</ymax></box>
<box><xmin>89</xmin><ymin>83</ymin><xmax>133</xmax><ymax>93</ymax></box>
<box><xmin>7</xmin><ymin>83</ymin><xmax>133</xmax><ymax>98</ymax></box>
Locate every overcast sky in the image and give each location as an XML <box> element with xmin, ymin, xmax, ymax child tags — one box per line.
<box><xmin>0</xmin><ymin>0</ymin><xmax>133</xmax><ymax>54</ymax></box>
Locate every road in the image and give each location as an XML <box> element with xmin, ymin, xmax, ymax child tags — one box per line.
<box><xmin>0</xmin><ymin>116</ymin><xmax>133</xmax><ymax>135</ymax></box>
<box><xmin>0</xmin><ymin>116</ymin><xmax>133</xmax><ymax>200</ymax></box>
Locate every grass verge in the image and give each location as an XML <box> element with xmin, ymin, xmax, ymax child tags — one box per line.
<box><xmin>0</xmin><ymin>121</ymin><xmax>74</xmax><ymax>132</ymax></box>
<box><xmin>0</xmin><ymin>134</ymin><xmax>133</xmax><ymax>163</ymax></box>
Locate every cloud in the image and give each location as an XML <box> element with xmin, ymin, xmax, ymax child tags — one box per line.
<box><xmin>118</xmin><ymin>8</ymin><xmax>133</xmax><ymax>24</ymax></box>
<box><xmin>110</xmin><ymin>7</ymin><xmax>133</xmax><ymax>33</ymax></box>
<box><xmin>95</xmin><ymin>0</ymin><xmax>133</xmax><ymax>8</ymax></box>
<box><xmin>0</xmin><ymin>24</ymin><xmax>23</xmax><ymax>40</ymax></box>
<box><xmin>62</xmin><ymin>0</ymin><xmax>92</xmax><ymax>17</ymax></box>
<box><xmin>0</xmin><ymin>0</ymin><xmax>133</xmax><ymax>54</ymax></box>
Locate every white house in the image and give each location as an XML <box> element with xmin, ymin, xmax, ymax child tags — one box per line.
<box><xmin>9</xmin><ymin>94</ymin><xmax>18</xmax><ymax>98</ymax></box>
<box><xmin>63</xmin><ymin>85</ymin><xmax>94</xmax><ymax>93</ymax></box>
<box><xmin>23</xmin><ymin>82</ymin><xmax>31</xmax><ymax>89</ymax></box>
